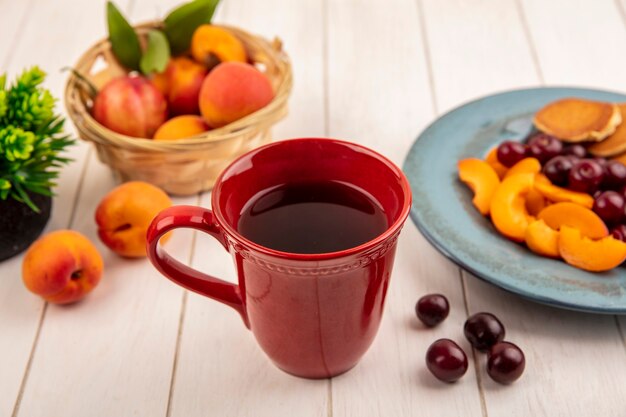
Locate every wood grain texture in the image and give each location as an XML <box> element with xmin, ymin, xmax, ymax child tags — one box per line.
<box><xmin>11</xmin><ymin>1</ymin><xmax>196</xmax><ymax>416</ymax></box>
<box><xmin>0</xmin><ymin>0</ymin><xmax>33</xmax><ymax>65</ymax></box>
<box><xmin>168</xmin><ymin>1</ymin><xmax>329</xmax><ymax>417</ymax></box>
<box><xmin>0</xmin><ymin>0</ymin><xmax>119</xmax><ymax>415</ymax></box>
<box><xmin>326</xmin><ymin>0</ymin><xmax>483</xmax><ymax>416</ymax></box>
<box><xmin>420</xmin><ymin>0</ymin><xmax>626</xmax><ymax>415</ymax></box>
<box><xmin>0</xmin><ymin>0</ymin><xmax>625</xmax><ymax>416</ymax></box>
<box><xmin>421</xmin><ymin>0</ymin><xmax>539</xmax><ymax>114</ymax></box>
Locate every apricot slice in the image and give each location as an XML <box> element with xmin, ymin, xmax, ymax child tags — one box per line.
<box><xmin>490</xmin><ymin>173</ymin><xmax>535</xmax><ymax>242</ymax></box>
<box><xmin>485</xmin><ymin>147</ymin><xmax>508</xmax><ymax>179</ymax></box>
<box><xmin>537</xmin><ymin>202</ymin><xmax>608</xmax><ymax>239</ymax></box>
<box><xmin>525</xmin><ymin>219</ymin><xmax>560</xmax><ymax>258</ymax></box>
<box><xmin>504</xmin><ymin>157</ymin><xmax>542</xmax><ymax>178</ymax></box>
<box><xmin>534</xmin><ymin>179</ymin><xmax>594</xmax><ymax>209</ymax></box>
<box><xmin>559</xmin><ymin>226</ymin><xmax>626</xmax><ymax>272</ymax></box>
<box><xmin>525</xmin><ymin>189</ymin><xmax>548</xmax><ymax>216</ymax></box>
<box><xmin>458</xmin><ymin>158</ymin><xmax>501</xmax><ymax>215</ymax></box>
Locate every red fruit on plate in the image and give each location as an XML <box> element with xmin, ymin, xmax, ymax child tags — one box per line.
<box><xmin>528</xmin><ymin>133</ymin><xmax>563</xmax><ymax>164</ymax></box>
<box><xmin>497</xmin><ymin>141</ymin><xmax>528</xmax><ymax>168</ymax></box>
<box><xmin>568</xmin><ymin>159</ymin><xmax>604</xmax><ymax>194</ymax></box>
<box><xmin>93</xmin><ymin>75</ymin><xmax>168</xmax><ymax>138</ymax></box>
<box><xmin>593</xmin><ymin>191</ymin><xmax>624</xmax><ymax>226</ymax></box>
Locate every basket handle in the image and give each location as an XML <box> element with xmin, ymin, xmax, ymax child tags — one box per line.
<box><xmin>146</xmin><ymin>205</ymin><xmax>249</xmax><ymax>327</ymax></box>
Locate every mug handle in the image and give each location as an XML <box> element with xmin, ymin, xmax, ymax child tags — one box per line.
<box><xmin>146</xmin><ymin>205</ymin><xmax>249</xmax><ymax>327</ymax></box>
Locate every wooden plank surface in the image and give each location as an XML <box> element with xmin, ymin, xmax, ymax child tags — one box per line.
<box><xmin>421</xmin><ymin>0</ymin><xmax>626</xmax><ymax>415</ymax></box>
<box><xmin>7</xmin><ymin>1</ymin><xmax>195</xmax><ymax>416</ymax></box>
<box><xmin>0</xmin><ymin>0</ymin><xmax>625</xmax><ymax>416</ymax></box>
<box><xmin>326</xmin><ymin>0</ymin><xmax>484</xmax><ymax>416</ymax></box>
<box><xmin>0</xmin><ymin>0</ymin><xmax>117</xmax><ymax>415</ymax></box>
<box><xmin>168</xmin><ymin>1</ymin><xmax>329</xmax><ymax>416</ymax></box>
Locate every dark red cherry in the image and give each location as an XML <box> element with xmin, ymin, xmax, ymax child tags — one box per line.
<box><xmin>464</xmin><ymin>312</ymin><xmax>506</xmax><ymax>352</ymax></box>
<box><xmin>542</xmin><ymin>156</ymin><xmax>574</xmax><ymax>186</ymax></box>
<box><xmin>568</xmin><ymin>159</ymin><xmax>605</xmax><ymax>194</ymax></box>
<box><xmin>528</xmin><ymin>133</ymin><xmax>563</xmax><ymax>164</ymax></box>
<box><xmin>487</xmin><ymin>342</ymin><xmax>525</xmax><ymax>384</ymax></box>
<box><xmin>561</xmin><ymin>144</ymin><xmax>587</xmax><ymax>158</ymax></box>
<box><xmin>593</xmin><ymin>191</ymin><xmax>624</xmax><ymax>226</ymax></box>
<box><xmin>415</xmin><ymin>294</ymin><xmax>449</xmax><ymax>327</ymax></box>
<box><xmin>497</xmin><ymin>141</ymin><xmax>528</xmax><ymax>168</ymax></box>
<box><xmin>611</xmin><ymin>225</ymin><xmax>626</xmax><ymax>242</ymax></box>
<box><xmin>425</xmin><ymin>339</ymin><xmax>468</xmax><ymax>383</ymax></box>
<box><xmin>603</xmin><ymin>161</ymin><xmax>626</xmax><ymax>191</ymax></box>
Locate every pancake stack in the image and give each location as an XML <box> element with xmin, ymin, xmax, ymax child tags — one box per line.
<box><xmin>534</xmin><ymin>98</ymin><xmax>626</xmax><ymax>162</ymax></box>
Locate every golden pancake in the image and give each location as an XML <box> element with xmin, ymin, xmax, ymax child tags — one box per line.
<box><xmin>534</xmin><ymin>98</ymin><xmax>621</xmax><ymax>142</ymax></box>
<box><xmin>588</xmin><ymin>103</ymin><xmax>626</xmax><ymax>157</ymax></box>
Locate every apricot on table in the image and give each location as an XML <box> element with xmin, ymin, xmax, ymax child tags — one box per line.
<box><xmin>504</xmin><ymin>157</ymin><xmax>542</xmax><ymax>178</ymax></box>
<box><xmin>485</xmin><ymin>147</ymin><xmax>508</xmax><ymax>179</ymax></box>
<box><xmin>199</xmin><ymin>62</ymin><xmax>274</xmax><ymax>128</ymax></box>
<box><xmin>534</xmin><ymin>178</ymin><xmax>594</xmax><ymax>209</ymax></box>
<box><xmin>525</xmin><ymin>219</ymin><xmax>560</xmax><ymax>258</ymax></box>
<box><xmin>537</xmin><ymin>202</ymin><xmax>608</xmax><ymax>239</ymax></box>
<box><xmin>559</xmin><ymin>226</ymin><xmax>626</xmax><ymax>272</ymax></box>
<box><xmin>490</xmin><ymin>173</ymin><xmax>535</xmax><ymax>242</ymax></box>
<box><xmin>153</xmin><ymin>115</ymin><xmax>209</xmax><ymax>140</ymax></box>
<box><xmin>458</xmin><ymin>158</ymin><xmax>501</xmax><ymax>215</ymax></box>
<box><xmin>95</xmin><ymin>181</ymin><xmax>172</xmax><ymax>258</ymax></box>
<box><xmin>191</xmin><ymin>25</ymin><xmax>247</xmax><ymax>69</ymax></box>
<box><xmin>22</xmin><ymin>230</ymin><xmax>103</xmax><ymax>304</ymax></box>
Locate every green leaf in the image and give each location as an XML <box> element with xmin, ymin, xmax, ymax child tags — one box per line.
<box><xmin>107</xmin><ymin>1</ymin><xmax>141</xmax><ymax>71</ymax></box>
<box><xmin>164</xmin><ymin>0</ymin><xmax>220</xmax><ymax>55</ymax></box>
<box><xmin>140</xmin><ymin>30</ymin><xmax>171</xmax><ymax>75</ymax></box>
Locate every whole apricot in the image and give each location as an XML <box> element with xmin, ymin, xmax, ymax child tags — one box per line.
<box><xmin>93</xmin><ymin>75</ymin><xmax>168</xmax><ymax>138</ymax></box>
<box><xmin>22</xmin><ymin>230</ymin><xmax>103</xmax><ymax>304</ymax></box>
<box><xmin>199</xmin><ymin>62</ymin><xmax>274</xmax><ymax>128</ymax></box>
<box><xmin>191</xmin><ymin>25</ymin><xmax>247</xmax><ymax>69</ymax></box>
<box><xmin>164</xmin><ymin>57</ymin><xmax>208</xmax><ymax>116</ymax></box>
<box><xmin>95</xmin><ymin>181</ymin><xmax>172</xmax><ymax>258</ymax></box>
<box><xmin>153</xmin><ymin>115</ymin><xmax>209</xmax><ymax>140</ymax></box>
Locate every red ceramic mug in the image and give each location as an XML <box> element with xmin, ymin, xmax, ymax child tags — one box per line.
<box><xmin>146</xmin><ymin>138</ymin><xmax>411</xmax><ymax>378</ymax></box>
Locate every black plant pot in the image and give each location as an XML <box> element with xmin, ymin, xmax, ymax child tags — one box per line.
<box><xmin>0</xmin><ymin>194</ymin><xmax>52</xmax><ymax>261</ymax></box>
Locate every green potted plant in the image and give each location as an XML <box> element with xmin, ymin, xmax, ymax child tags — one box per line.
<box><xmin>0</xmin><ymin>67</ymin><xmax>74</xmax><ymax>261</ymax></box>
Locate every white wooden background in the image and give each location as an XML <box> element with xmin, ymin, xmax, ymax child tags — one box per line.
<box><xmin>1</xmin><ymin>0</ymin><xmax>626</xmax><ymax>416</ymax></box>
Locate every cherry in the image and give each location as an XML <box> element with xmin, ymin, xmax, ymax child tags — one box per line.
<box><xmin>542</xmin><ymin>156</ymin><xmax>574</xmax><ymax>186</ymax></box>
<box><xmin>497</xmin><ymin>141</ymin><xmax>528</xmax><ymax>168</ymax></box>
<box><xmin>568</xmin><ymin>159</ymin><xmax>605</xmax><ymax>194</ymax></box>
<box><xmin>561</xmin><ymin>144</ymin><xmax>587</xmax><ymax>158</ymax></box>
<box><xmin>593</xmin><ymin>157</ymin><xmax>609</xmax><ymax>168</ymax></box>
<box><xmin>593</xmin><ymin>191</ymin><xmax>624</xmax><ymax>226</ymax></box>
<box><xmin>528</xmin><ymin>133</ymin><xmax>563</xmax><ymax>164</ymax></box>
<box><xmin>611</xmin><ymin>225</ymin><xmax>626</xmax><ymax>242</ymax></box>
<box><xmin>487</xmin><ymin>342</ymin><xmax>525</xmax><ymax>384</ymax></box>
<box><xmin>425</xmin><ymin>339</ymin><xmax>468</xmax><ymax>383</ymax></box>
<box><xmin>415</xmin><ymin>294</ymin><xmax>449</xmax><ymax>327</ymax></box>
<box><xmin>464</xmin><ymin>312</ymin><xmax>505</xmax><ymax>352</ymax></box>
<box><xmin>603</xmin><ymin>161</ymin><xmax>626</xmax><ymax>191</ymax></box>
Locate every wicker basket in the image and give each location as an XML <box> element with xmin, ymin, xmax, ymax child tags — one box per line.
<box><xmin>64</xmin><ymin>22</ymin><xmax>292</xmax><ymax>195</ymax></box>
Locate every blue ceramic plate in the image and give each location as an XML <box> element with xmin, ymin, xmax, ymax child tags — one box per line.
<box><xmin>403</xmin><ymin>87</ymin><xmax>626</xmax><ymax>314</ymax></box>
